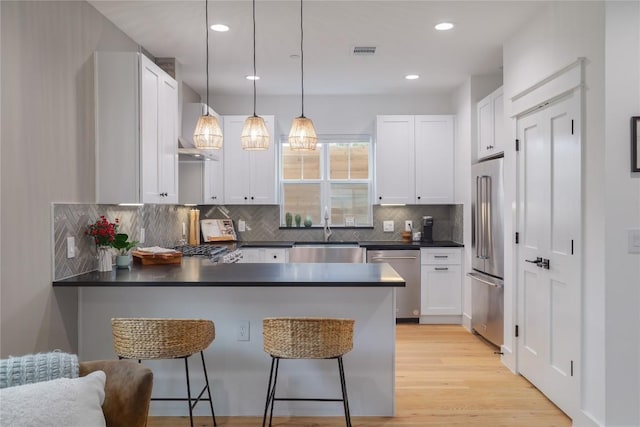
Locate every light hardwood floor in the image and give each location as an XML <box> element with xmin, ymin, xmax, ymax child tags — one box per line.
<box><xmin>148</xmin><ymin>324</ymin><xmax>571</xmax><ymax>427</ymax></box>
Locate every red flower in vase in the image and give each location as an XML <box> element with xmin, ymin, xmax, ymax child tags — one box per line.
<box><xmin>85</xmin><ymin>216</ymin><xmax>119</xmax><ymax>247</ymax></box>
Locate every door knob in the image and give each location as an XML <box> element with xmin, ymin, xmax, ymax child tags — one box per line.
<box><xmin>525</xmin><ymin>257</ymin><xmax>550</xmax><ymax>269</ymax></box>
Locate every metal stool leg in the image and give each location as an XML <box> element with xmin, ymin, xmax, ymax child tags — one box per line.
<box><xmin>184</xmin><ymin>357</ymin><xmax>194</xmax><ymax>427</ymax></box>
<box><xmin>268</xmin><ymin>358</ymin><xmax>280</xmax><ymax>427</ymax></box>
<box><xmin>262</xmin><ymin>357</ymin><xmax>276</xmax><ymax>427</ymax></box>
<box><xmin>200</xmin><ymin>351</ymin><xmax>217</xmax><ymax>426</ymax></box>
<box><xmin>338</xmin><ymin>356</ymin><xmax>352</xmax><ymax>427</ymax></box>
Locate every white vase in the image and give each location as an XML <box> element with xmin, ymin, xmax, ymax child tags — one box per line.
<box><xmin>97</xmin><ymin>247</ymin><xmax>112</xmax><ymax>272</ymax></box>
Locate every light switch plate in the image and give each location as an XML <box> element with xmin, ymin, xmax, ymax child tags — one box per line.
<box><xmin>238</xmin><ymin>220</ymin><xmax>246</xmax><ymax>232</ymax></box>
<box><xmin>66</xmin><ymin>236</ymin><xmax>75</xmax><ymax>258</ymax></box>
<box><xmin>628</xmin><ymin>229</ymin><xmax>640</xmax><ymax>254</ymax></box>
<box><xmin>383</xmin><ymin>220</ymin><xmax>394</xmax><ymax>232</ymax></box>
<box><xmin>405</xmin><ymin>220</ymin><xmax>413</xmax><ymax>232</ymax></box>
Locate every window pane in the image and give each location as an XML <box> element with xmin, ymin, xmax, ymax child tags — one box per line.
<box><xmin>330</xmin><ymin>183</ymin><xmax>370</xmax><ymax>225</ymax></box>
<box><xmin>282</xmin><ymin>144</ymin><xmax>321</xmax><ymax>180</ymax></box>
<box><xmin>329</xmin><ymin>143</ymin><xmax>349</xmax><ymax>179</ymax></box>
<box><xmin>350</xmin><ymin>143</ymin><xmax>369</xmax><ymax>179</ymax></box>
<box><xmin>283</xmin><ymin>183</ymin><xmax>321</xmax><ymax>225</ymax></box>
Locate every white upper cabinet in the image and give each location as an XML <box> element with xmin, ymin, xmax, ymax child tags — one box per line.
<box><xmin>223</xmin><ymin>115</ymin><xmax>277</xmax><ymax>204</ymax></box>
<box><xmin>376</xmin><ymin>115</ymin><xmax>455</xmax><ymax>205</ymax></box>
<box><xmin>414</xmin><ymin>115</ymin><xmax>455</xmax><ymax>204</ymax></box>
<box><xmin>477</xmin><ymin>86</ymin><xmax>505</xmax><ymax>160</ymax></box>
<box><xmin>178</xmin><ymin>156</ymin><xmax>223</xmax><ymax>205</ymax></box>
<box><xmin>95</xmin><ymin>52</ymin><xmax>178</xmax><ymax>204</ymax></box>
<box><xmin>375</xmin><ymin>116</ymin><xmax>416</xmax><ymax>204</ymax></box>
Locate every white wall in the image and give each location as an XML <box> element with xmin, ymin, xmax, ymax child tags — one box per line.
<box><xmin>604</xmin><ymin>2</ymin><xmax>640</xmax><ymax>426</ymax></box>
<box><xmin>212</xmin><ymin>93</ymin><xmax>454</xmax><ymax>137</ymax></box>
<box><xmin>503</xmin><ymin>2</ymin><xmax>640</xmax><ymax>426</ymax></box>
<box><xmin>0</xmin><ymin>1</ymin><xmax>139</xmax><ymax>357</ymax></box>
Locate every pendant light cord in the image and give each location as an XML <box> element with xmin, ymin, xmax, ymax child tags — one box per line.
<box><xmin>252</xmin><ymin>0</ymin><xmax>257</xmax><ymax>117</ymax></box>
<box><xmin>300</xmin><ymin>0</ymin><xmax>305</xmax><ymax>118</ymax></box>
<box><xmin>205</xmin><ymin>0</ymin><xmax>210</xmax><ymax>116</ymax></box>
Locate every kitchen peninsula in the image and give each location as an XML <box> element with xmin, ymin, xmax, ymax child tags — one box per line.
<box><xmin>54</xmin><ymin>258</ymin><xmax>405</xmax><ymax>417</ymax></box>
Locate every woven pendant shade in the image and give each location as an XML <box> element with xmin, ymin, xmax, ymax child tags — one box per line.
<box><xmin>241</xmin><ymin>115</ymin><xmax>270</xmax><ymax>150</ymax></box>
<box><xmin>288</xmin><ymin>116</ymin><xmax>317</xmax><ymax>151</ymax></box>
<box><xmin>193</xmin><ymin>115</ymin><xmax>223</xmax><ymax>149</ymax></box>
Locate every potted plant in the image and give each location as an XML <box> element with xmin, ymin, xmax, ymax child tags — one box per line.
<box><xmin>112</xmin><ymin>233</ymin><xmax>139</xmax><ymax>268</ymax></box>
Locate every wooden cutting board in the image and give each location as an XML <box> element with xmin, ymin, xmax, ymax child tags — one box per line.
<box><xmin>131</xmin><ymin>250</ymin><xmax>182</xmax><ymax>265</ymax></box>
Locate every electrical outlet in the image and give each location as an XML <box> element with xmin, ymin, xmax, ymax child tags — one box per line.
<box><xmin>238</xmin><ymin>220</ymin><xmax>246</xmax><ymax>232</ymax></box>
<box><xmin>383</xmin><ymin>220</ymin><xmax>394</xmax><ymax>232</ymax></box>
<box><xmin>66</xmin><ymin>236</ymin><xmax>75</xmax><ymax>258</ymax></box>
<box><xmin>139</xmin><ymin>228</ymin><xmax>145</xmax><ymax>243</ymax></box>
<box><xmin>405</xmin><ymin>220</ymin><xmax>413</xmax><ymax>232</ymax></box>
<box><xmin>237</xmin><ymin>320</ymin><xmax>250</xmax><ymax>341</ymax></box>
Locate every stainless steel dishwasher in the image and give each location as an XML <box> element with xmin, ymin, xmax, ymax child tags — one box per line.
<box><xmin>367</xmin><ymin>250</ymin><xmax>420</xmax><ymax>322</ymax></box>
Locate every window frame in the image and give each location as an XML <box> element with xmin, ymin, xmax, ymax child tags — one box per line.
<box><xmin>279</xmin><ymin>134</ymin><xmax>373</xmax><ymax>227</ymax></box>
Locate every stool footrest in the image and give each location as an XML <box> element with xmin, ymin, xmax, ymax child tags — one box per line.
<box><xmin>274</xmin><ymin>398</ymin><xmax>344</xmax><ymax>402</ymax></box>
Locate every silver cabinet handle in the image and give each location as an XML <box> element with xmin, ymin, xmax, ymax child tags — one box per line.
<box><xmin>434</xmin><ymin>267</ymin><xmax>449</xmax><ymax>271</ymax></box>
<box><xmin>370</xmin><ymin>256</ymin><xmax>417</xmax><ymax>261</ymax></box>
<box><xmin>433</xmin><ymin>255</ymin><xmax>449</xmax><ymax>259</ymax></box>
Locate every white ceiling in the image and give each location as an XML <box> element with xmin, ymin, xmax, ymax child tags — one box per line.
<box><xmin>89</xmin><ymin>0</ymin><xmax>547</xmax><ymax>98</ymax></box>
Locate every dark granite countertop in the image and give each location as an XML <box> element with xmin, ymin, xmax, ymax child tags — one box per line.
<box><xmin>53</xmin><ymin>257</ymin><xmax>406</xmax><ymax>288</ymax></box>
<box><xmin>359</xmin><ymin>240</ymin><xmax>464</xmax><ymax>250</ymax></box>
<box><xmin>237</xmin><ymin>240</ymin><xmax>463</xmax><ymax>249</ymax></box>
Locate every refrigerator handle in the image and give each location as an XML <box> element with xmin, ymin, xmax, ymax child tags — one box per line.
<box><xmin>475</xmin><ymin>176</ymin><xmax>482</xmax><ymax>259</ymax></box>
<box><xmin>484</xmin><ymin>175</ymin><xmax>492</xmax><ymax>260</ymax></box>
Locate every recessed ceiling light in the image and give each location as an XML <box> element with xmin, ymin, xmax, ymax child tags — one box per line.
<box><xmin>435</xmin><ymin>22</ymin><xmax>454</xmax><ymax>31</ymax></box>
<box><xmin>405</xmin><ymin>74</ymin><xmax>420</xmax><ymax>80</ymax></box>
<box><xmin>210</xmin><ymin>24</ymin><xmax>229</xmax><ymax>32</ymax></box>
<box><xmin>246</xmin><ymin>75</ymin><xmax>260</xmax><ymax>80</ymax></box>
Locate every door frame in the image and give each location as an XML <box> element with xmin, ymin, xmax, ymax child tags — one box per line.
<box><xmin>506</xmin><ymin>59</ymin><xmax>585</xmax><ymax>420</ymax></box>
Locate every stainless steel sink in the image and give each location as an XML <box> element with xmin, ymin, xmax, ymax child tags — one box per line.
<box><xmin>289</xmin><ymin>243</ymin><xmax>364</xmax><ymax>263</ymax></box>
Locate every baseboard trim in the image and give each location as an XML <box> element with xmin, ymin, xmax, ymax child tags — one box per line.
<box><xmin>419</xmin><ymin>315</ymin><xmax>462</xmax><ymax>325</ymax></box>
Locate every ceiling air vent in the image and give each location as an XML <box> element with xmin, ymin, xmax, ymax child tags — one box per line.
<box><xmin>352</xmin><ymin>46</ymin><xmax>376</xmax><ymax>56</ymax></box>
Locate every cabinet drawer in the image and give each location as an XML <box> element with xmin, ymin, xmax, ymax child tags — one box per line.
<box><xmin>420</xmin><ymin>248</ymin><xmax>461</xmax><ymax>265</ymax></box>
<box><xmin>263</xmin><ymin>248</ymin><xmax>287</xmax><ymax>263</ymax></box>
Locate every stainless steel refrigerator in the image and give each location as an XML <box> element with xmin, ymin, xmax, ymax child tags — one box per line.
<box><xmin>468</xmin><ymin>156</ymin><xmax>504</xmax><ymax>347</ymax></box>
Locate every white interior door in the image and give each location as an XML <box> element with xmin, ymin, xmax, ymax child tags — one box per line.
<box><xmin>516</xmin><ymin>90</ymin><xmax>581</xmax><ymax>418</ymax></box>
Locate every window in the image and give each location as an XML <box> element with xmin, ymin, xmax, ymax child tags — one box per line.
<box><xmin>280</xmin><ymin>135</ymin><xmax>372</xmax><ymax>226</ymax></box>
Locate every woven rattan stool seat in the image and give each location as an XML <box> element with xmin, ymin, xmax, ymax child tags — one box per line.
<box><xmin>112</xmin><ymin>318</ymin><xmax>214</xmax><ymax>360</ymax></box>
<box><xmin>263</xmin><ymin>317</ymin><xmax>354</xmax><ymax>359</ymax></box>
<box><xmin>111</xmin><ymin>318</ymin><xmax>217</xmax><ymax>427</ymax></box>
<box><xmin>262</xmin><ymin>317</ymin><xmax>355</xmax><ymax>427</ymax></box>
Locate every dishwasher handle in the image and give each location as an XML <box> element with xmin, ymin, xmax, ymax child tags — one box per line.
<box><xmin>467</xmin><ymin>272</ymin><xmax>504</xmax><ymax>288</ymax></box>
<box><xmin>370</xmin><ymin>256</ymin><xmax>418</xmax><ymax>261</ymax></box>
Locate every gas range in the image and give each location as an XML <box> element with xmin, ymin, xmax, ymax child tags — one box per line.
<box><xmin>174</xmin><ymin>244</ymin><xmax>243</xmax><ymax>263</ymax></box>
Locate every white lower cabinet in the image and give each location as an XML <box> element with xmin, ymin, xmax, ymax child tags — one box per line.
<box><xmin>238</xmin><ymin>248</ymin><xmax>287</xmax><ymax>263</ymax></box>
<box><xmin>420</xmin><ymin>248</ymin><xmax>462</xmax><ymax>317</ymax></box>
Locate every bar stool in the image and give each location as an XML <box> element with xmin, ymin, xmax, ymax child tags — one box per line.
<box><xmin>111</xmin><ymin>318</ymin><xmax>217</xmax><ymax>427</ymax></box>
<box><xmin>262</xmin><ymin>317</ymin><xmax>355</xmax><ymax>427</ymax></box>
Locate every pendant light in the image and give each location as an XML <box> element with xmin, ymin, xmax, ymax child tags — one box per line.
<box><xmin>193</xmin><ymin>0</ymin><xmax>223</xmax><ymax>149</ymax></box>
<box><xmin>241</xmin><ymin>0</ymin><xmax>270</xmax><ymax>150</ymax></box>
<box><xmin>288</xmin><ymin>0</ymin><xmax>317</xmax><ymax>151</ymax></box>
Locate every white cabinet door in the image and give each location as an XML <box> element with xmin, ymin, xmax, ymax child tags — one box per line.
<box><xmin>477</xmin><ymin>86</ymin><xmax>504</xmax><ymax>160</ymax></box>
<box><xmin>223</xmin><ymin>115</ymin><xmax>276</xmax><ymax>204</ymax></box>
<box><xmin>375</xmin><ymin>116</ymin><xmax>415</xmax><ymax>204</ymax></box>
<box><xmin>420</xmin><ymin>248</ymin><xmax>462</xmax><ymax>316</ymax></box>
<box><xmin>492</xmin><ymin>87</ymin><xmax>505</xmax><ymax>155</ymax></box>
<box><xmin>414</xmin><ymin>115</ymin><xmax>454</xmax><ymax>204</ymax></box>
<box><xmin>420</xmin><ymin>264</ymin><xmax>462</xmax><ymax>315</ymax></box>
<box><xmin>204</xmin><ymin>158</ymin><xmax>224</xmax><ymax>204</ymax></box>
<box><xmin>96</xmin><ymin>52</ymin><xmax>178</xmax><ymax>204</ymax></box>
<box><xmin>237</xmin><ymin>248</ymin><xmax>261</xmax><ymax>263</ymax></box>
<box><xmin>158</xmin><ymin>75</ymin><xmax>179</xmax><ymax>204</ymax></box>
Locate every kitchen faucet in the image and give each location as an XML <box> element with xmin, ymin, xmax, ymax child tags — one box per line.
<box><xmin>323</xmin><ymin>207</ymin><xmax>332</xmax><ymax>242</ymax></box>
